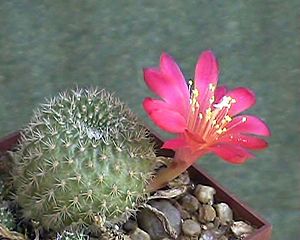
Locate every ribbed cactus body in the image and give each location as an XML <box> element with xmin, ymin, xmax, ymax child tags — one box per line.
<box><xmin>13</xmin><ymin>89</ymin><xmax>156</xmax><ymax>231</ymax></box>
<box><xmin>0</xmin><ymin>206</ymin><xmax>15</xmax><ymax>230</ymax></box>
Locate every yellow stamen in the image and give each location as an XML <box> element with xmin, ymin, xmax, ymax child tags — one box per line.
<box><xmin>225</xmin><ymin>115</ymin><xmax>232</xmax><ymax>122</ymax></box>
<box><xmin>209</xmin><ymin>83</ymin><xmax>216</xmax><ymax>91</ymax></box>
<box><xmin>206</xmin><ymin>108</ymin><xmax>212</xmax><ymax>119</ymax></box>
<box><xmin>192</xmin><ymin>88</ymin><xmax>199</xmax><ymax>97</ymax></box>
<box><xmin>216</xmin><ymin>129</ymin><xmax>223</xmax><ymax>134</ymax></box>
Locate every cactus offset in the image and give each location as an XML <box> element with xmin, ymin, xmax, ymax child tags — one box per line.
<box><xmin>12</xmin><ymin>89</ymin><xmax>157</xmax><ymax>231</ymax></box>
<box><xmin>0</xmin><ymin>206</ymin><xmax>15</xmax><ymax>230</ymax></box>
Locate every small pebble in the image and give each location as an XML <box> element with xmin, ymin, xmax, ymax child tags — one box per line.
<box><xmin>206</xmin><ymin>223</ymin><xmax>215</xmax><ymax>229</ymax></box>
<box><xmin>214</xmin><ymin>203</ymin><xmax>233</xmax><ymax>224</ymax></box>
<box><xmin>182</xmin><ymin>219</ymin><xmax>201</xmax><ymax>237</ymax></box>
<box><xmin>231</xmin><ymin>221</ymin><xmax>254</xmax><ymax>237</ymax></box>
<box><xmin>130</xmin><ymin>227</ymin><xmax>151</xmax><ymax>240</ymax></box>
<box><xmin>123</xmin><ymin>219</ymin><xmax>138</xmax><ymax>232</ymax></box>
<box><xmin>180</xmin><ymin>194</ymin><xmax>199</xmax><ymax>212</ymax></box>
<box><xmin>199</xmin><ymin>230</ymin><xmax>218</xmax><ymax>240</ymax></box>
<box><xmin>218</xmin><ymin>236</ymin><xmax>228</xmax><ymax>240</ymax></box>
<box><xmin>198</xmin><ymin>205</ymin><xmax>216</xmax><ymax>222</ymax></box>
<box><xmin>180</xmin><ymin>209</ymin><xmax>191</xmax><ymax>220</ymax></box>
<box><xmin>177</xmin><ymin>236</ymin><xmax>191</xmax><ymax>240</ymax></box>
<box><xmin>194</xmin><ymin>184</ymin><xmax>216</xmax><ymax>204</ymax></box>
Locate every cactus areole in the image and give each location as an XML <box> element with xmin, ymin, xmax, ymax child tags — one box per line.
<box><xmin>12</xmin><ymin>89</ymin><xmax>157</xmax><ymax>231</ymax></box>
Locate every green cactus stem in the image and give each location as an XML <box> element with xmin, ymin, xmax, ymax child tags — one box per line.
<box><xmin>12</xmin><ymin>88</ymin><xmax>157</xmax><ymax>231</ymax></box>
<box><xmin>0</xmin><ymin>205</ymin><xmax>15</xmax><ymax>231</ymax></box>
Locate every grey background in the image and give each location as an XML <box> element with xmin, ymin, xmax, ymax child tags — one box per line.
<box><xmin>0</xmin><ymin>1</ymin><xmax>299</xmax><ymax>239</ymax></box>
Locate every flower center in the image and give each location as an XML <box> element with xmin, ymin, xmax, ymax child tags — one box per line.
<box><xmin>187</xmin><ymin>81</ymin><xmax>246</xmax><ymax>145</ymax></box>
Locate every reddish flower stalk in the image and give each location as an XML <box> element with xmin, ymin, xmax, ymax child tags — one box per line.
<box><xmin>143</xmin><ymin>50</ymin><xmax>270</xmax><ymax>191</ymax></box>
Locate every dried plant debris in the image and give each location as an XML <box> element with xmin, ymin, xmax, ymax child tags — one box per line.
<box><xmin>0</xmin><ymin>223</ymin><xmax>27</xmax><ymax>240</ymax></box>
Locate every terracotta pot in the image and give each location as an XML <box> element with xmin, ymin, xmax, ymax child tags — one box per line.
<box><xmin>0</xmin><ymin>132</ymin><xmax>272</xmax><ymax>240</ymax></box>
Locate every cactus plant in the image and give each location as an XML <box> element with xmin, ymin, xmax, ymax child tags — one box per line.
<box><xmin>56</xmin><ymin>230</ymin><xmax>89</xmax><ymax>240</ymax></box>
<box><xmin>12</xmin><ymin>88</ymin><xmax>157</xmax><ymax>231</ymax></box>
<box><xmin>0</xmin><ymin>179</ymin><xmax>5</xmax><ymax>199</ymax></box>
<box><xmin>0</xmin><ymin>205</ymin><xmax>15</xmax><ymax>230</ymax></box>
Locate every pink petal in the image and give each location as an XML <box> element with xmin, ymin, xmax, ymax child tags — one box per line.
<box><xmin>144</xmin><ymin>68</ymin><xmax>174</xmax><ymax>101</ymax></box>
<box><xmin>226</xmin><ymin>87</ymin><xmax>256</xmax><ymax>116</ymax></box>
<box><xmin>144</xmin><ymin>67</ymin><xmax>188</xmax><ymax>116</ymax></box>
<box><xmin>184</xmin><ymin>129</ymin><xmax>206</xmax><ymax>144</ymax></box>
<box><xmin>218</xmin><ymin>134</ymin><xmax>268</xmax><ymax>150</ymax></box>
<box><xmin>226</xmin><ymin>115</ymin><xmax>271</xmax><ymax>136</ymax></box>
<box><xmin>162</xmin><ymin>138</ymin><xmax>186</xmax><ymax>150</ymax></box>
<box><xmin>148</xmin><ymin>109</ymin><xmax>187</xmax><ymax>133</ymax></box>
<box><xmin>179</xmin><ymin>130</ymin><xmax>208</xmax><ymax>156</ymax></box>
<box><xmin>160</xmin><ymin>52</ymin><xmax>190</xmax><ymax>101</ymax></box>
<box><xmin>214</xmin><ymin>85</ymin><xmax>228</xmax><ymax>103</ymax></box>
<box><xmin>143</xmin><ymin>97</ymin><xmax>174</xmax><ymax>114</ymax></box>
<box><xmin>194</xmin><ymin>50</ymin><xmax>219</xmax><ymax>111</ymax></box>
<box><xmin>210</xmin><ymin>144</ymin><xmax>254</xmax><ymax>164</ymax></box>
<box><xmin>175</xmin><ymin>148</ymin><xmax>209</xmax><ymax>165</ymax></box>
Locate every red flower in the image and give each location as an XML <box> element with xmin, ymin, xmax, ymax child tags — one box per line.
<box><xmin>143</xmin><ymin>50</ymin><xmax>271</xmax><ymax>190</ymax></box>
